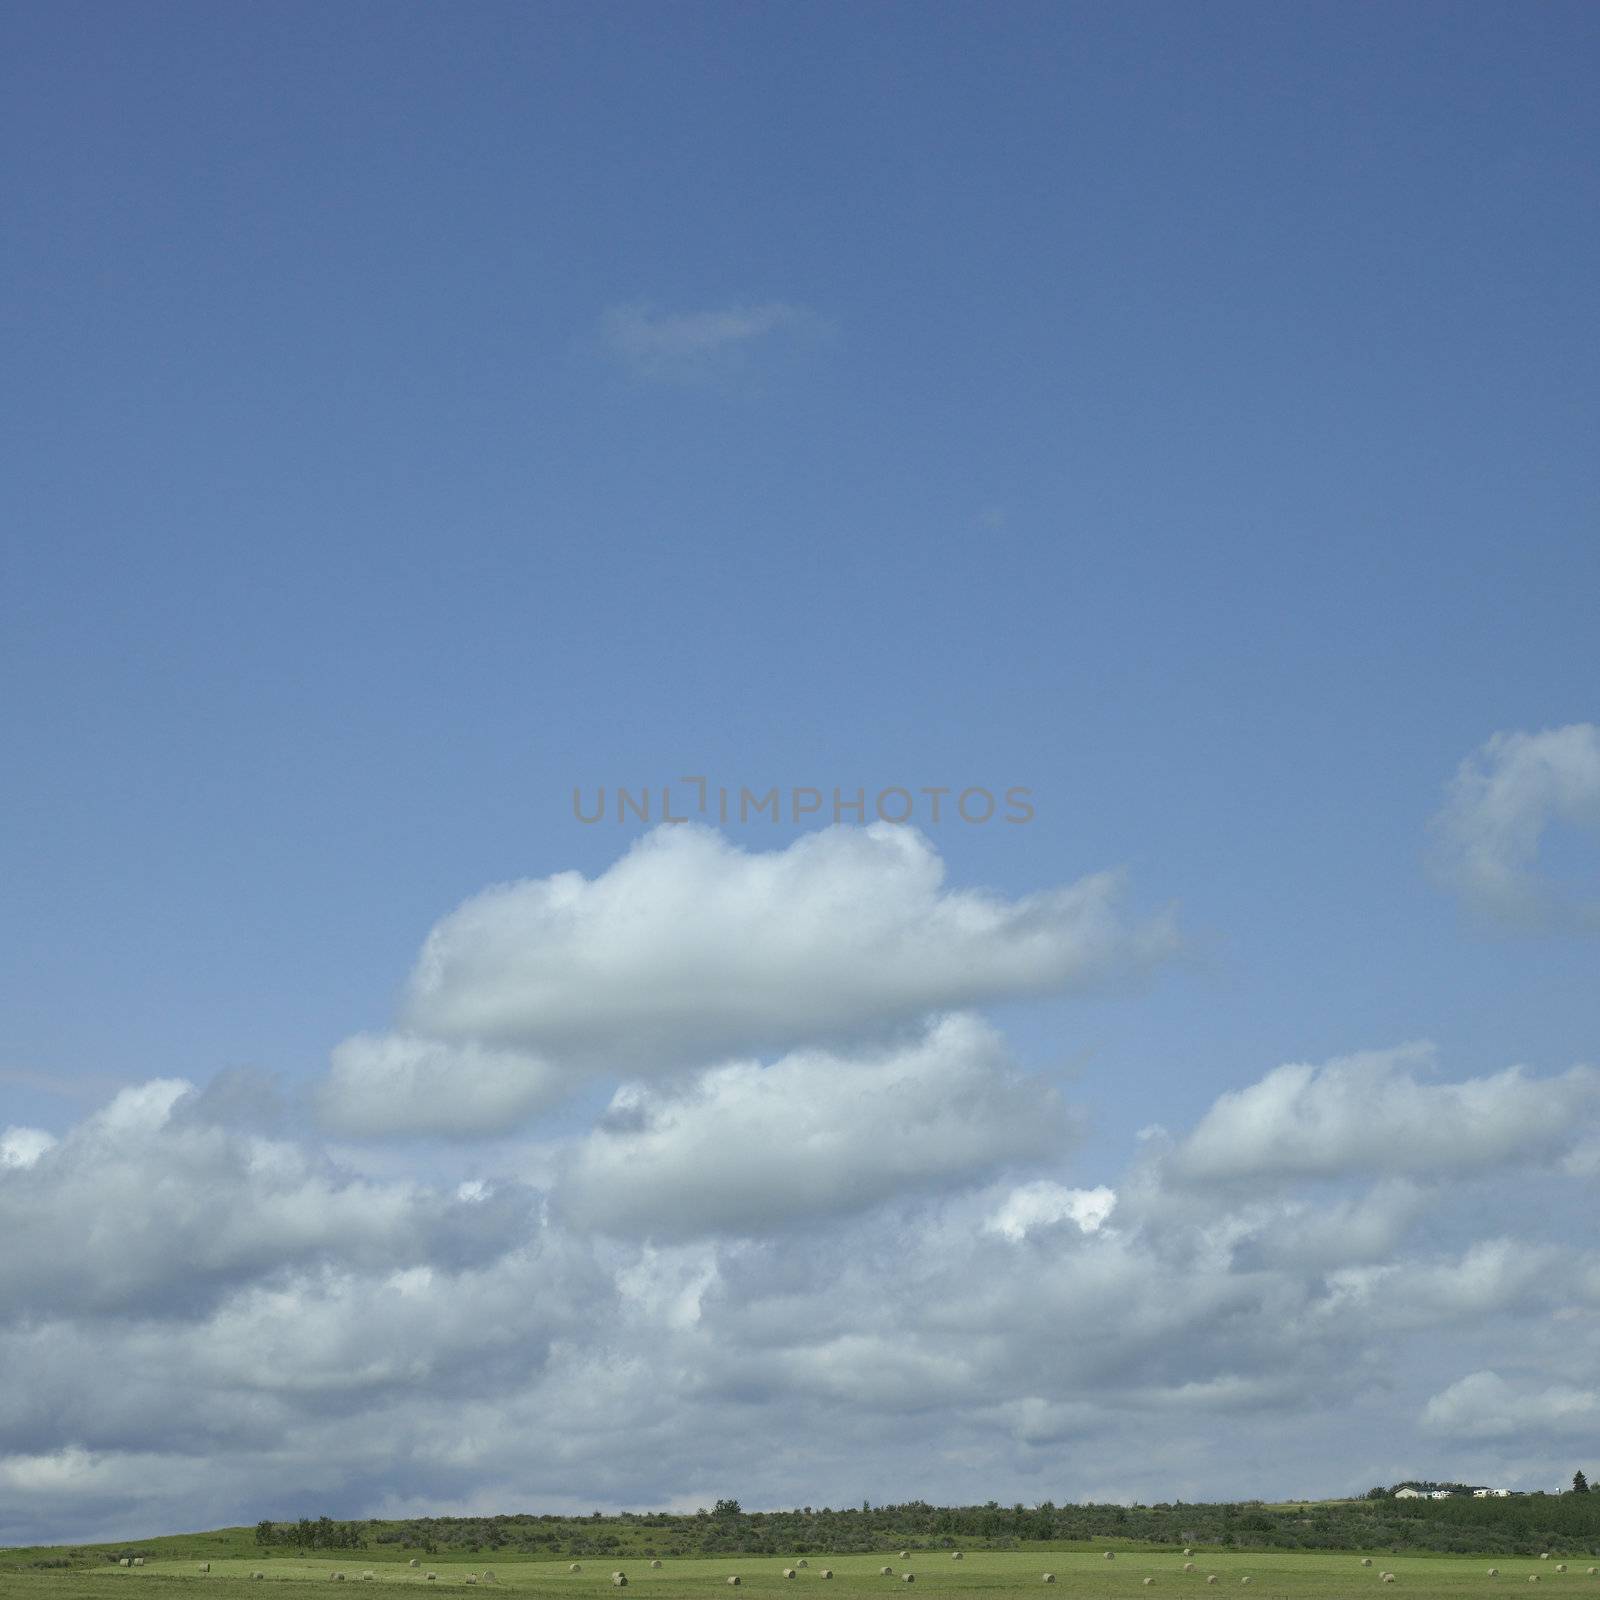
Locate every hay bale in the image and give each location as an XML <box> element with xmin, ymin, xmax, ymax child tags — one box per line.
<box><xmin>120</xmin><ymin>1561</ymin><xmax>131</xmax><ymax>1568</ymax></box>
<box><xmin>797</xmin><ymin>1562</ymin><xmax>809</xmax><ymax>1569</ymax></box>
<box><xmin>1184</xmin><ymin>1552</ymin><xmax>1193</xmax><ymax>1559</ymax></box>
<box><xmin>881</xmin><ymin>1568</ymin><xmax>894</xmax><ymax>1577</ymax></box>
<box><xmin>728</xmin><ymin>1580</ymin><xmax>741</xmax><ymax>1588</ymax></box>
<box><xmin>426</xmin><ymin>1576</ymin><xmax>436</xmax><ymax>1584</ymax></box>
<box><xmin>1557</xmin><ymin>1569</ymin><xmax>1567</xmax><ymax>1576</ymax></box>
<box><xmin>134</xmin><ymin>1560</ymin><xmax>146</xmax><ymax>1568</ymax></box>
<box><xmin>953</xmin><ymin>1554</ymin><xmax>964</xmax><ymax>1562</ymax></box>
<box><xmin>411</xmin><ymin>1563</ymin><xmax>421</xmax><ymax>1570</ymax></box>
<box><xmin>570</xmin><ymin>1567</ymin><xmax>581</xmax><ymax>1574</ymax></box>
<box><xmin>822</xmin><ymin>1573</ymin><xmax>833</xmax><ymax>1581</ymax></box>
<box><xmin>1207</xmin><ymin>1580</ymin><xmax>1218</xmax><ymax>1586</ymax></box>
<box><xmin>612</xmin><ymin>1578</ymin><xmax>627</xmax><ymax>1589</ymax></box>
<box><xmin>1106</xmin><ymin>1554</ymin><xmax>1116</xmax><ymax>1562</ymax></box>
<box><xmin>784</xmin><ymin>1573</ymin><xmax>796</xmax><ymax>1581</ymax></box>
<box><xmin>650</xmin><ymin>1563</ymin><xmax>662</xmax><ymax>1571</ymax></box>
<box><xmin>1145</xmin><ymin>1580</ymin><xmax>1156</xmax><ymax>1587</ymax></box>
<box><xmin>1043</xmin><ymin>1578</ymin><xmax>1056</xmax><ymax>1585</ymax></box>
<box><xmin>1184</xmin><ymin>1565</ymin><xmax>1195</xmax><ymax>1573</ymax></box>
<box><xmin>1362</xmin><ymin>1561</ymin><xmax>1373</xmax><ymax>1568</ymax></box>
<box><xmin>903</xmin><ymin>1579</ymin><xmax>915</xmax><ymax>1586</ymax></box>
<box><xmin>901</xmin><ymin>1554</ymin><xmax>910</xmax><ymax>1561</ymax></box>
<box><xmin>1489</xmin><ymin>1573</ymin><xmax>1499</xmax><ymax>1579</ymax></box>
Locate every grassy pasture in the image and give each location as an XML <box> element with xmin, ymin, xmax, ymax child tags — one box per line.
<box><xmin>4</xmin><ymin>1548</ymin><xmax>1598</xmax><ymax>1600</ymax></box>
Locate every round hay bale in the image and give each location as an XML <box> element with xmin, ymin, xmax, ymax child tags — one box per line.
<box><xmin>1240</xmin><ymin>1579</ymin><xmax>1251</xmax><ymax>1587</ymax></box>
<box><xmin>797</xmin><ymin>1563</ymin><xmax>809</xmax><ymax>1569</ymax></box>
<box><xmin>1184</xmin><ymin>1564</ymin><xmax>1196</xmax><ymax>1573</ymax></box>
<box><xmin>881</xmin><ymin>1568</ymin><xmax>894</xmax><ymax>1577</ymax></box>
<box><xmin>1362</xmin><ymin>1561</ymin><xmax>1373</xmax><ymax>1568</ymax></box>
<box><xmin>903</xmin><ymin>1578</ymin><xmax>915</xmax><ymax>1586</ymax></box>
<box><xmin>728</xmin><ymin>1579</ymin><xmax>741</xmax><ymax>1588</ymax></box>
<box><xmin>901</xmin><ymin>1554</ymin><xmax>910</xmax><ymax>1562</ymax></box>
<box><xmin>1490</xmin><ymin>1573</ymin><xmax>1499</xmax><ymax>1579</ymax></box>
<box><xmin>651</xmin><ymin>1563</ymin><xmax>662</xmax><ymax>1571</ymax></box>
<box><xmin>953</xmin><ymin>1554</ymin><xmax>964</xmax><ymax>1562</ymax></box>
<box><xmin>1207</xmin><ymin>1580</ymin><xmax>1218</xmax><ymax>1587</ymax></box>
<box><xmin>1145</xmin><ymin>1580</ymin><xmax>1156</xmax><ymax>1587</ymax></box>
<box><xmin>200</xmin><ymin>1565</ymin><xmax>212</xmax><ymax>1574</ymax></box>
<box><xmin>1184</xmin><ymin>1552</ymin><xmax>1193</xmax><ymax>1559</ymax></box>
<box><xmin>411</xmin><ymin>1563</ymin><xmax>421</xmax><ymax>1570</ymax></box>
<box><xmin>467</xmin><ymin>1579</ymin><xmax>477</xmax><ymax>1587</ymax></box>
<box><xmin>612</xmin><ymin>1578</ymin><xmax>627</xmax><ymax>1589</ymax></box>
<box><xmin>784</xmin><ymin>1573</ymin><xmax>796</xmax><ymax>1581</ymax></box>
<box><xmin>1382</xmin><ymin>1578</ymin><xmax>1395</xmax><ymax>1586</ymax></box>
<box><xmin>1557</xmin><ymin>1569</ymin><xmax>1568</xmax><ymax>1576</ymax></box>
<box><xmin>1043</xmin><ymin>1577</ymin><xmax>1056</xmax><ymax>1585</ymax></box>
<box><xmin>134</xmin><ymin>1561</ymin><xmax>146</xmax><ymax>1568</ymax></box>
<box><xmin>1105</xmin><ymin>1554</ymin><xmax>1116</xmax><ymax>1562</ymax></box>
<box><xmin>822</xmin><ymin>1574</ymin><xmax>833</xmax><ymax>1581</ymax></box>
<box><xmin>120</xmin><ymin>1560</ymin><xmax>131</xmax><ymax>1568</ymax></box>
<box><xmin>426</xmin><ymin>1576</ymin><xmax>437</xmax><ymax>1584</ymax></box>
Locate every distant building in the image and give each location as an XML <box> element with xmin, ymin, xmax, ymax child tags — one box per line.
<box><xmin>1394</xmin><ymin>1489</ymin><xmax>1425</xmax><ymax>1500</ymax></box>
<box><xmin>1429</xmin><ymin>1490</ymin><xmax>1453</xmax><ymax>1500</ymax></box>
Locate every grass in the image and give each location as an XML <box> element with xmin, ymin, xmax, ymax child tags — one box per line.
<box><xmin>3</xmin><ymin>1546</ymin><xmax>1597</xmax><ymax>1600</ymax></box>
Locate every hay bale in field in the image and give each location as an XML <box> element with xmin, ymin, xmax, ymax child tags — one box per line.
<box><xmin>728</xmin><ymin>1578</ymin><xmax>741</xmax><ymax>1587</ymax></box>
<box><xmin>134</xmin><ymin>1560</ymin><xmax>145</xmax><ymax>1567</ymax></box>
<box><xmin>200</xmin><ymin>1564</ymin><xmax>211</xmax><ymax>1574</ymax></box>
<box><xmin>1145</xmin><ymin>1579</ymin><xmax>1156</xmax><ymax>1587</ymax></box>
<box><xmin>784</xmin><ymin>1572</ymin><xmax>797</xmax><ymax>1580</ymax></box>
<box><xmin>1206</xmin><ymin>1579</ymin><xmax>1218</xmax><ymax>1586</ymax></box>
<box><xmin>120</xmin><ymin>1560</ymin><xmax>131</xmax><ymax>1568</ymax></box>
<box><xmin>953</xmin><ymin>1554</ymin><xmax>964</xmax><ymax>1562</ymax></box>
<box><xmin>612</xmin><ymin>1577</ymin><xmax>628</xmax><ymax>1589</ymax></box>
<box><xmin>1239</xmin><ymin>1578</ymin><xmax>1251</xmax><ymax>1586</ymax></box>
<box><xmin>570</xmin><ymin>1566</ymin><xmax>581</xmax><ymax>1573</ymax></box>
<box><xmin>903</xmin><ymin>1577</ymin><xmax>915</xmax><ymax>1585</ymax></box>
<box><xmin>1362</xmin><ymin>1560</ymin><xmax>1373</xmax><ymax>1568</ymax></box>
<box><xmin>1043</xmin><ymin>1576</ymin><xmax>1056</xmax><ymax>1585</ymax></box>
<box><xmin>651</xmin><ymin>1563</ymin><xmax>662</xmax><ymax>1570</ymax></box>
<box><xmin>797</xmin><ymin>1562</ymin><xmax>809</xmax><ymax>1569</ymax></box>
<box><xmin>332</xmin><ymin>1574</ymin><xmax>345</xmax><ymax>1582</ymax></box>
<box><xmin>1382</xmin><ymin>1577</ymin><xmax>1395</xmax><ymax>1586</ymax></box>
<box><xmin>412</xmin><ymin>1562</ymin><xmax>422</xmax><ymax>1569</ymax></box>
<box><xmin>482</xmin><ymin>1576</ymin><xmax>495</xmax><ymax>1584</ymax></box>
<box><xmin>1184</xmin><ymin>1551</ymin><xmax>1193</xmax><ymax>1559</ymax></box>
<box><xmin>1184</xmin><ymin>1564</ymin><xmax>1196</xmax><ymax>1572</ymax></box>
<box><xmin>1489</xmin><ymin>1573</ymin><xmax>1499</xmax><ymax>1578</ymax></box>
<box><xmin>1557</xmin><ymin>1568</ymin><xmax>1568</xmax><ymax>1575</ymax></box>
<box><xmin>881</xmin><ymin>1567</ymin><xmax>895</xmax><ymax>1577</ymax></box>
<box><xmin>1105</xmin><ymin>1553</ymin><xmax>1116</xmax><ymax>1562</ymax></box>
<box><xmin>466</xmin><ymin>1578</ymin><xmax>477</xmax><ymax>1586</ymax></box>
<box><xmin>821</xmin><ymin>1573</ymin><xmax>832</xmax><ymax>1581</ymax></box>
<box><xmin>426</xmin><ymin>1575</ymin><xmax>437</xmax><ymax>1583</ymax></box>
<box><xmin>901</xmin><ymin>1553</ymin><xmax>910</xmax><ymax>1561</ymax></box>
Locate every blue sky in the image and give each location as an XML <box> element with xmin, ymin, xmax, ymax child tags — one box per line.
<box><xmin>2</xmin><ymin>0</ymin><xmax>1598</xmax><ymax>1541</ymax></box>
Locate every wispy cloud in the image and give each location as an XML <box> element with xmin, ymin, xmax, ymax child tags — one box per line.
<box><xmin>1428</xmin><ymin>723</ymin><xmax>1600</xmax><ymax>932</ymax></box>
<box><xmin>600</xmin><ymin>300</ymin><xmax>829</xmax><ymax>384</ymax></box>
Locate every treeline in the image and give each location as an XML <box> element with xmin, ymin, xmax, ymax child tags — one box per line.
<box><xmin>248</xmin><ymin>1496</ymin><xmax>1600</xmax><ymax>1560</ymax></box>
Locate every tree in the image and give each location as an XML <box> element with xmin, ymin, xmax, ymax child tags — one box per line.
<box><xmin>1573</xmin><ymin>1472</ymin><xmax>1590</xmax><ymax>1495</ymax></box>
<box><xmin>714</xmin><ymin>1500</ymin><xmax>742</xmax><ymax>1518</ymax></box>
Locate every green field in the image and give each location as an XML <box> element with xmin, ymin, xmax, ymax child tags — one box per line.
<box><xmin>5</xmin><ymin>1548</ymin><xmax>1599</xmax><ymax>1600</ymax></box>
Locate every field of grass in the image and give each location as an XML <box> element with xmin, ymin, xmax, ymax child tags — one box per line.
<box><xmin>5</xmin><ymin>1546</ymin><xmax>1600</xmax><ymax>1600</ymax></box>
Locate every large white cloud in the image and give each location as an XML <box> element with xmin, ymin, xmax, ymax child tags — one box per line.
<box><xmin>0</xmin><ymin>1081</ymin><xmax>531</xmax><ymax>1321</ymax></box>
<box><xmin>553</xmin><ymin>1014</ymin><xmax>1068</xmax><ymax>1239</ymax></box>
<box><xmin>333</xmin><ymin>823</ymin><xmax>1177</xmax><ymax>1122</ymax></box>
<box><xmin>1167</xmin><ymin>1044</ymin><xmax>1600</xmax><ymax>1183</ymax></box>
<box><xmin>8</xmin><ymin>1036</ymin><xmax>1600</xmax><ymax>1545</ymax></box>
<box><xmin>1429</xmin><ymin>723</ymin><xmax>1600</xmax><ymax>931</ymax></box>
